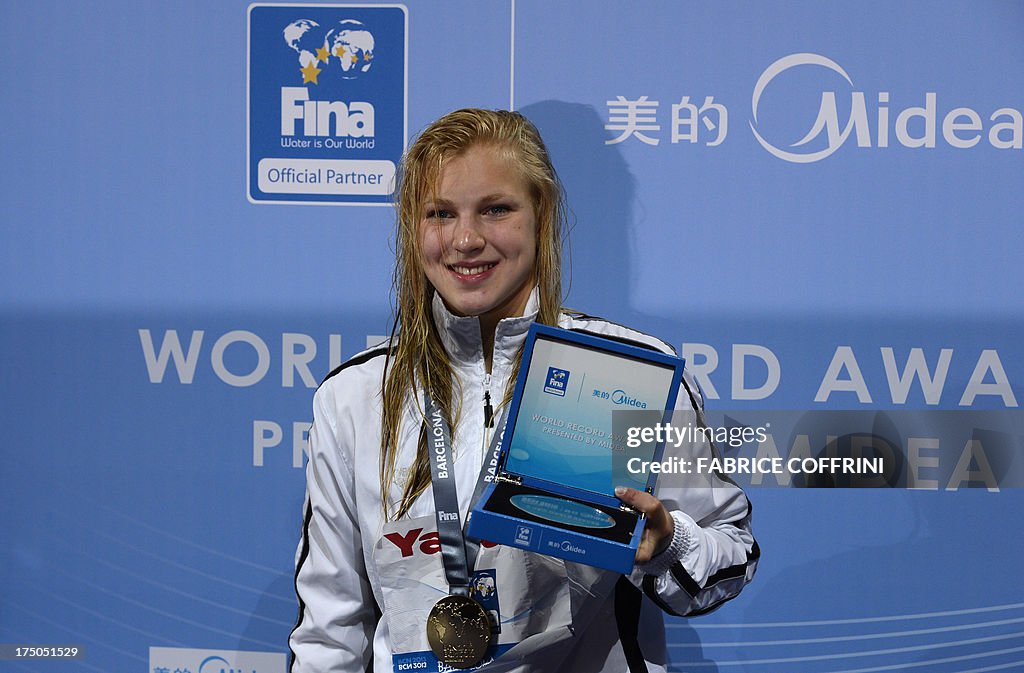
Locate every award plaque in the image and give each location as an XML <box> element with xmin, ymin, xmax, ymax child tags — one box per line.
<box><xmin>467</xmin><ymin>323</ymin><xmax>686</xmax><ymax>574</ymax></box>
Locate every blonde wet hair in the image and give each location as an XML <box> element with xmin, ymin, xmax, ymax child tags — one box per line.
<box><xmin>381</xmin><ymin>108</ymin><xmax>566</xmax><ymax>519</ymax></box>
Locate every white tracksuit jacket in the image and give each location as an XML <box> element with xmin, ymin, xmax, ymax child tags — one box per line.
<box><xmin>289</xmin><ymin>291</ymin><xmax>758</xmax><ymax>673</ymax></box>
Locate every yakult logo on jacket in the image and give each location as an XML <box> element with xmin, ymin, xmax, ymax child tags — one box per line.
<box><xmin>384</xmin><ymin>527</ymin><xmax>497</xmax><ymax>558</ymax></box>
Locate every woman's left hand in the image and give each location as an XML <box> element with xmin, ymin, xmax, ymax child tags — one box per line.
<box><xmin>615</xmin><ymin>486</ymin><xmax>675</xmax><ymax>564</ymax></box>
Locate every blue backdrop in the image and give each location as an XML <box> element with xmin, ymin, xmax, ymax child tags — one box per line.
<box><xmin>2</xmin><ymin>2</ymin><xmax>1022</xmax><ymax>672</ymax></box>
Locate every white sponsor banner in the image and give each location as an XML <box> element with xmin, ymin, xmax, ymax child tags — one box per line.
<box><xmin>149</xmin><ymin>647</ymin><xmax>286</xmax><ymax>673</ymax></box>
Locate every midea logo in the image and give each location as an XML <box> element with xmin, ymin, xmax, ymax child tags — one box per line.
<box><xmin>611</xmin><ymin>389</ymin><xmax>647</xmax><ymax>408</ymax></box>
<box><xmin>749</xmin><ymin>53</ymin><xmax>1022</xmax><ymax>163</ymax></box>
<box><xmin>199</xmin><ymin>655</ymin><xmax>259</xmax><ymax>673</ymax></box>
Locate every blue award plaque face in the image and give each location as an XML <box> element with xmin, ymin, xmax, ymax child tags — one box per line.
<box><xmin>468</xmin><ymin>324</ymin><xmax>686</xmax><ymax>574</ymax></box>
<box><xmin>509</xmin><ymin>494</ymin><xmax>617</xmax><ymax>529</ymax></box>
<box><xmin>504</xmin><ymin>333</ymin><xmax>680</xmax><ymax>498</ymax></box>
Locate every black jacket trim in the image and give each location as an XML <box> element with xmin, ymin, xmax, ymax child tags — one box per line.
<box><xmin>669</xmin><ymin>561</ymin><xmax>703</xmax><ymax>598</ymax></box>
<box><xmin>614</xmin><ymin>577</ymin><xmax>650</xmax><ymax>673</ymax></box>
<box><xmin>288</xmin><ymin>500</ymin><xmax>314</xmax><ymax>673</ymax></box>
<box><xmin>641</xmin><ymin>574</ymin><xmax>682</xmax><ymax>617</ymax></box>
<box><xmin>668</xmin><ymin>536</ymin><xmax>759</xmax><ymax>597</ymax></box>
<box><xmin>320</xmin><ymin>344</ymin><xmax>390</xmax><ymax>387</ymax></box>
<box><xmin>565</xmin><ymin>318</ymin><xmax>676</xmax><ymax>356</ymax></box>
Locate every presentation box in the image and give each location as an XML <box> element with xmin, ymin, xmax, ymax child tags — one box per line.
<box><xmin>467</xmin><ymin>323</ymin><xmax>686</xmax><ymax>574</ymax></box>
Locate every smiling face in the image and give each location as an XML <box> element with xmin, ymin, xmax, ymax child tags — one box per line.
<box><xmin>419</xmin><ymin>143</ymin><xmax>538</xmax><ymax>332</ymax></box>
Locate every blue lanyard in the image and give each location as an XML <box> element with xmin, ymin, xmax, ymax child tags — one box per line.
<box><xmin>423</xmin><ymin>391</ymin><xmax>507</xmax><ymax>595</ymax></box>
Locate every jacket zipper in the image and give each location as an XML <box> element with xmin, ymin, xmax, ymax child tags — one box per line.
<box><xmin>483</xmin><ymin>373</ymin><xmax>494</xmax><ymax>429</ymax></box>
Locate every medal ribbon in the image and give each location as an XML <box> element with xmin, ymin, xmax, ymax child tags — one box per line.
<box><xmin>424</xmin><ymin>391</ymin><xmax>507</xmax><ymax>596</ymax></box>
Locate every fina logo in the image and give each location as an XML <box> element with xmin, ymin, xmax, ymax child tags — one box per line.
<box><xmin>750</xmin><ymin>53</ymin><xmax>1022</xmax><ymax>163</ymax></box>
<box><xmin>281</xmin><ymin>18</ymin><xmax>376</xmax><ymax>139</ymax></box>
<box><xmin>543</xmin><ymin>367</ymin><xmax>570</xmax><ymax>397</ymax></box>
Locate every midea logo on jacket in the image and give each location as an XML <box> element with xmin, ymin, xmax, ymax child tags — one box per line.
<box><xmin>749</xmin><ymin>53</ymin><xmax>1022</xmax><ymax>163</ymax></box>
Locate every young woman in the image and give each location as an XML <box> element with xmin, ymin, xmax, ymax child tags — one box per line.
<box><xmin>289</xmin><ymin>109</ymin><xmax>758</xmax><ymax>673</ymax></box>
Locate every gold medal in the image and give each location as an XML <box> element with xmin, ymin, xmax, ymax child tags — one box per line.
<box><xmin>426</xmin><ymin>594</ymin><xmax>492</xmax><ymax>668</ymax></box>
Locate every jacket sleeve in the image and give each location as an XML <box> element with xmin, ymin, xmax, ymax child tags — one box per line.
<box><xmin>289</xmin><ymin>382</ymin><xmax>377</xmax><ymax>672</ymax></box>
<box><xmin>628</xmin><ymin>370</ymin><xmax>760</xmax><ymax>616</ymax></box>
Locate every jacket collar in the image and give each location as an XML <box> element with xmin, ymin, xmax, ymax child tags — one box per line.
<box><xmin>431</xmin><ymin>288</ymin><xmax>540</xmax><ymax>370</ymax></box>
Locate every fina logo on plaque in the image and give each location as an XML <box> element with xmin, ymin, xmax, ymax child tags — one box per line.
<box><xmin>247</xmin><ymin>3</ymin><xmax>408</xmax><ymax>205</ymax></box>
<box><xmin>543</xmin><ymin>367</ymin><xmax>569</xmax><ymax>397</ymax></box>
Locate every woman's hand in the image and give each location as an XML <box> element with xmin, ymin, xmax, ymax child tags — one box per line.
<box><xmin>615</xmin><ymin>486</ymin><xmax>675</xmax><ymax>564</ymax></box>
